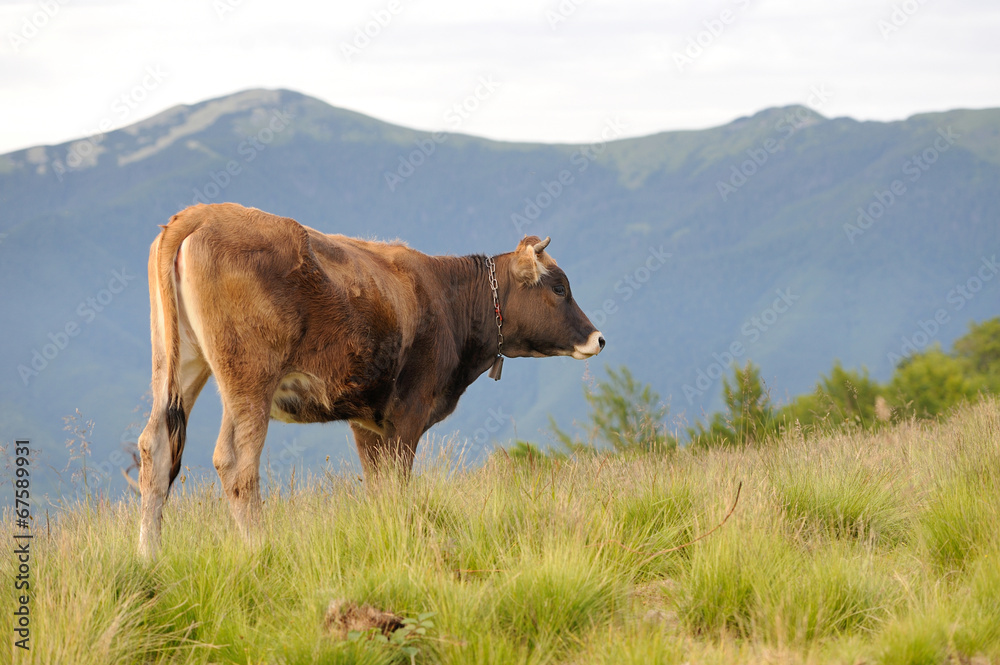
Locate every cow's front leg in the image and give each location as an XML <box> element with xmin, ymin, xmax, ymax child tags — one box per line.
<box><xmin>350</xmin><ymin>415</ymin><xmax>427</xmax><ymax>484</ymax></box>
<box><xmin>349</xmin><ymin>423</ymin><xmax>386</xmax><ymax>481</ymax></box>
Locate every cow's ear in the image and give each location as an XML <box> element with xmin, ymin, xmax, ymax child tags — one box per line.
<box><xmin>511</xmin><ymin>235</ymin><xmax>551</xmax><ymax>285</ymax></box>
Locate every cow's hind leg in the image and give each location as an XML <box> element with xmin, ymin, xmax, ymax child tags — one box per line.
<box><xmin>138</xmin><ymin>352</ymin><xmax>210</xmax><ymax>560</ymax></box>
<box><xmin>137</xmin><ymin>392</ymin><xmax>172</xmax><ymax>560</ymax></box>
<box><xmin>213</xmin><ymin>395</ymin><xmax>271</xmax><ymax>543</ymax></box>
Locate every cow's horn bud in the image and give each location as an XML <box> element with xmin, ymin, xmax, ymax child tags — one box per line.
<box><xmin>533</xmin><ymin>237</ymin><xmax>551</xmax><ymax>254</ymax></box>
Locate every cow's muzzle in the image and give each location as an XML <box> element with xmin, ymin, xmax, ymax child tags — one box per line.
<box><xmin>572</xmin><ymin>331</ymin><xmax>605</xmax><ymax>359</ymax></box>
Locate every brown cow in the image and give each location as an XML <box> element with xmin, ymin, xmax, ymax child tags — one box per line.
<box><xmin>137</xmin><ymin>203</ymin><xmax>604</xmax><ymax>558</ymax></box>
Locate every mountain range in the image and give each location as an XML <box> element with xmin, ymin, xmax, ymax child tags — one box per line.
<box><xmin>2</xmin><ymin>88</ymin><xmax>998</xmax><ymax>498</ymax></box>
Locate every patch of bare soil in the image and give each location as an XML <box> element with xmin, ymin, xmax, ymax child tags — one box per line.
<box><xmin>323</xmin><ymin>599</ymin><xmax>406</xmax><ymax>640</ymax></box>
<box><xmin>633</xmin><ymin>579</ymin><xmax>681</xmax><ymax>630</ymax></box>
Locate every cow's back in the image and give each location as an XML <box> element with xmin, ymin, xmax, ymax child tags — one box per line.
<box><xmin>170</xmin><ymin>203</ymin><xmax>435</xmax><ymax>425</ymax></box>
<box><xmin>174</xmin><ymin>203</ymin><xmax>310</xmax><ymax>279</ymax></box>
<box><xmin>173</xmin><ymin>203</ymin><xmax>424</xmax><ymax>336</ymax></box>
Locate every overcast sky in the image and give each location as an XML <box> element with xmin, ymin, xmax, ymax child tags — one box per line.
<box><xmin>2</xmin><ymin>0</ymin><xmax>999</xmax><ymax>154</ymax></box>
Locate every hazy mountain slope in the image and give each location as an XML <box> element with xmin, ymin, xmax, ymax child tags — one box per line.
<box><xmin>1</xmin><ymin>89</ymin><xmax>997</xmax><ymax>497</ymax></box>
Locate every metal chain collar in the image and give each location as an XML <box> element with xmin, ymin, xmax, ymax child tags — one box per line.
<box><xmin>485</xmin><ymin>256</ymin><xmax>504</xmax><ymax>380</ymax></box>
<box><xmin>485</xmin><ymin>256</ymin><xmax>503</xmax><ymax>353</ymax></box>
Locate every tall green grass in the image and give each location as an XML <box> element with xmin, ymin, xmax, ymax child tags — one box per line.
<box><xmin>2</xmin><ymin>399</ymin><xmax>999</xmax><ymax>664</ymax></box>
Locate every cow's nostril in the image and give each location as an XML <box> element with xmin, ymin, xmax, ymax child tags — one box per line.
<box><xmin>598</xmin><ymin>335</ymin><xmax>606</xmax><ymax>350</ymax></box>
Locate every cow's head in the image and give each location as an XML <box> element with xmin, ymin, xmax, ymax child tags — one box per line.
<box><xmin>500</xmin><ymin>236</ymin><xmax>604</xmax><ymax>359</ymax></box>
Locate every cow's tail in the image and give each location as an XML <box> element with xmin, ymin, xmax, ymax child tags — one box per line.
<box><xmin>149</xmin><ymin>208</ymin><xmax>205</xmax><ymax>489</ymax></box>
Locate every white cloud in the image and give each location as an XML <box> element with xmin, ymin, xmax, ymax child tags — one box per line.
<box><xmin>1</xmin><ymin>0</ymin><xmax>999</xmax><ymax>153</ymax></box>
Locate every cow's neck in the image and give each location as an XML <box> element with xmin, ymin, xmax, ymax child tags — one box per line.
<box><xmin>434</xmin><ymin>253</ymin><xmax>509</xmax><ymax>381</ymax></box>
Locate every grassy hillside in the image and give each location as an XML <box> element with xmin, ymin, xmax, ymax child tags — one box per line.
<box><xmin>3</xmin><ymin>399</ymin><xmax>998</xmax><ymax>664</ymax></box>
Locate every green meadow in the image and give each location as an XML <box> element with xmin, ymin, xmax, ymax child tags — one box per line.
<box><xmin>3</xmin><ymin>398</ymin><xmax>999</xmax><ymax>664</ymax></box>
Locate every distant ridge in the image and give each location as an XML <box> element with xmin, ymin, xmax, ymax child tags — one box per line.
<box><xmin>2</xmin><ymin>88</ymin><xmax>998</xmax><ymax>496</ymax></box>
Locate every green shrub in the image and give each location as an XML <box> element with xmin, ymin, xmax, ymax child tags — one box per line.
<box><xmin>548</xmin><ymin>365</ymin><xmax>677</xmax><ymax>454</ymax></box>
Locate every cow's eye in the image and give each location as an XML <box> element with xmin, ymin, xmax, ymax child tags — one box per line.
<box><xmin>553</xmin><ymin>284</ymin><xmax>567</xmax><ymax>297</ymax></box>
